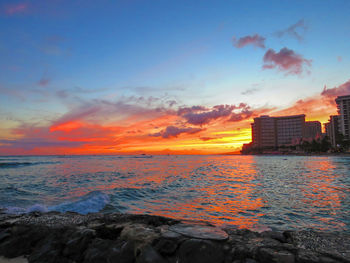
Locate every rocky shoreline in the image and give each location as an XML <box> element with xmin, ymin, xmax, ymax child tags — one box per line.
<box><xmin>0</xmin><ymin>211</ymin><xmax>349</xmax><ymax>263</ymax></box>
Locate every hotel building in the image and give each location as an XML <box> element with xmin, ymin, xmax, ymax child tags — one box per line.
<box><xmin>304</xmin><ymin>121</ymin><xmax>322</xmax><ymax>140</ymax></box>
<box><xmin>325</xmin><ymin>115</ymin><xmax>340</xmax><ymax>148</ymax></box>
<box><xmin>335</xmin><ymin>95</ymin><xmax>350</xmax><ymax>140</ymax></box>
<box><xmin>252</xmin><ymin>114</ymin><xmax>306</xmax><ymax>148</ymax></box>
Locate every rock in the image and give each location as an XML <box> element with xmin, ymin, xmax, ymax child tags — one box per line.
<box><xmin>154</xmin><ymin>237</ymin><xmax>179</xmax><ymax>255</ymax></box>
<box><xmin>257</xmin><ymin>247</ymin><xmax>295</xmax><ymax>263</ymax></box>
<box><xmin>84</xmin><ymin>238</ymin><xmax>113</xmax><ymax>263</ymax></box>
<box><xmin>230</xmin><ymin>237</ymin><xmax>282</xmax><ymax>260</ymax></box>
<box><xmin>107</xmin><ymin>241</ymin><xmax>135</xmax><ymax>263</ymax></box>
<box><xmin>1</xmin><ymin>212</ymin><xmax>350</xmax><ymax>263</ymax></box>
<box><xmin>100</xmin><ymin>224</ymin><xmax>124</xmax><ymax>239</ymax></box>
<box><xmin>120</xmin><ymin>224</ymin><xmax>159</xmax><ymax>250</ymax></box>
<box><xmin>169</xmin><ymin>223</ymin><xmax>228</xmax><ymax>240</ymax></box>
<box><xmin>62</xmin><ymin>228</ymin><xmax>96</xmax><ymax>261</ymax></box>
<box><xmin>0</xmin><ymin>226</ymin><xmax>49</xmax><ymax>258</ymax></box>
<box><xmin>28</xmin><ymin>234</ymin><xmax>64</xmax><ymax>263</ymax></box>
<box><xmin>288</xmin><ymin>230</ymin><xmax>350</xmax><ymax>259</ymax></box>
<box><xmin>137</xmin><ymin>245</ymin><xmax>166</xmax><ymax>263</ymax></box>
<box><xmin>0</xmin><ymin>229</ymin><xmax>10</xmax><ymax>243</ymax></box>
<box><xmin>295</xmin><ymin>248</ymin><xmax>320</xmax><ymax>263</ymax></box>
<box><xmin>160</xmin><ymin>229</ymin><xmax>182</xmax><ymax>239</ymax></box>
<box><xmin>261</xmin><ymin>231</ymin><xmax>287</xmax><ymax>243</ymax></box>
<box><xmin>319</xmin><ymin>256</ymin><xmax>342</xmax><ymax>263</ymax></box>
<box><xmin>178</xmin><ymin>239</ymin><xmax>224</xmax><ymax>263</ymax></box>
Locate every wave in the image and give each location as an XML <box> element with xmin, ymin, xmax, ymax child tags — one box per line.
<box><xmin>3</xmin><ymin>191</ymin><xmax>111</xmax><ymax>215</ymax></box>
<box><xmin>0</xmin><ymin>162</ymin><xmax>34</xmax><ymax>168</ymax></box>
<box><xmin>0</xmin><ymin>161</ymin><xmax>60</xmax><ymax>168</ymax></box>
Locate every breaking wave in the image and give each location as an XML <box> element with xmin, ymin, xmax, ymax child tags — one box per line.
<box><xmin>3</xmin><ymin>191</ymin><xmax>111</xmax><ymax>215</ymax></box>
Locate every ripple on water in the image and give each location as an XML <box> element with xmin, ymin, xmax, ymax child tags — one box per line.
<box><xmin>0</xmin><ymin>155</ymin><xmax>349</xmax><ymax>232</ymax></box>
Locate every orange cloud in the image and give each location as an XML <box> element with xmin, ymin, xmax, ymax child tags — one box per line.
<box><xmin>2</xmin><ymin>79</ymin><xmax>348</xmax><ymax>156</ymax></box>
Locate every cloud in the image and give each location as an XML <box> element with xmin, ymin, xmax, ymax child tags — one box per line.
<box><xmin>177</xmin><ymin>105</ymin><xmax>208</xmax><ymax>116</ymax></box>
<box><xmin>271</xmin><ymin>81</ymin><xmax>350</xmax><ymax>123</ymax></box>
<box><xmin>228</xmin><ymin>108</ymin><xmax>253</xmax><ymax>122</ymax></box>
<box><xmin>262</xmin><ymin>47</ymin><xmax>312</xmax><ymax>75</ymax></box>
<box><xmin>0</xmin><ymin>92</ymin><xmax>272</xmax><ymax>154</ymax></box>
<box><xmin>38</xmin><ymin>77</ymin><xmax>50</xmax><ymax>87</ymax></box>
<box><xmin>150</xmin><ymin>126</ymin><xmax>203</xmax><ymax>138</ymax></box>
<box><xmin>200</xmin><ymin>137</ymin><xmax>216</xmax><ymax>141</ymax></box>
<box><xmin>232</xmin><ymin>34</ymin><xmax>266</xmax><ymax>49</ymax></box>
<box><xmin>51</xmin><ymin>97</ymin><xmax>176</xmax><ymax>128</ymax></box>
<box><xmin>0</xmin><ymin>138</ymin><xmax>83</xmax><ymax>150</ymax></box>
<box><xmin>4</xmin><ymin>3</ymin><xmax>28</xmax><ymax>15</ymax></box>
<box><xmin>241</xmin><ymin>88</ymin><xmax>260</xmax><ymax>95</ymax></box>
<box><xmin>275</xmin><ymin>19</ymin><xmax>307</xmax><ymax>41</ymax></box>
<box><xmin>321</xmin><ymin>80</ymin><xmax>350</xmax><ymax>99</ymax></box>
<box><xmin>178</xmin><ymin>103</ymin><xmax>253</xmax><ymax>126</ymax></box>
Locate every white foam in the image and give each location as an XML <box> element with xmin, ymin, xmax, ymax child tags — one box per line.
<box><xmin>3</xmin><ymin>191</ymin><xmax>110</xmax><ymax>215</ymax></box>
<box><xmin>48</xmin><ymin>191</ymin><xmax>110</xmax><ymax>214</ymax></box>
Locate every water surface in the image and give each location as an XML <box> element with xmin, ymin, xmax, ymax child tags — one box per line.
<box><xmin>0</xmin><ymin>155</ymin><xmax>349</xmax><ymax>232</ymax></box>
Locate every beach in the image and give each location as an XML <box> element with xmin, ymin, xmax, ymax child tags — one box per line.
<box><xmin>0</xmin><ymin>211</ymin><xmax>349</xmax><ymax>263</ymax></box>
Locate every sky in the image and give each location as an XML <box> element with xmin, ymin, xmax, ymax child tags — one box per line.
<box><xmin>0</xmin><ymin>0</ymin><xmax>350</xmax><ymax>155</ymax></box>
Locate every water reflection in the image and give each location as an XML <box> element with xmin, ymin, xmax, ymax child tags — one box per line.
<box><xmin>0</xmin><ymin>155</ymin><xmax>349</xmax><ymax>232</ymax></box>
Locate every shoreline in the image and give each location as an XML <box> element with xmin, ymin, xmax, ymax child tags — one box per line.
<box><xmin>239</xmin><ymin>152</ymin><xmax>350</xmax><ymax>157</ymax></box>
<box><xmin>0</xmin><ymin>212</ymin><xmax>349</xmax><ymax>263</ymax></box>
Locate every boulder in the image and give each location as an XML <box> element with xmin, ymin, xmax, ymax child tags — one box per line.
<box><xmin>257</xmin><ymin>247</ymin><xmax>295</xmax><ymax>263</ymax></box>
<box><xmin>169</xmin><ymin>223</ymin><xmax>228</xmax><ymax>240</ymax></box>
<box><xmin>137</xmin><ymin>245</ymin><xmax>166</xmax><ymax>263</ymax></box>
<box><xmin>178</xmin><ymin>238</ymin><xmax>224</xmax><ymax>263</ymax></box>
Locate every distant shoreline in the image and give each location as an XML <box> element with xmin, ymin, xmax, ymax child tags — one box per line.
<box><xmin>237</xmin><ymin>152</ymin><xmax>350</xmax><ymax>157</ymax></box>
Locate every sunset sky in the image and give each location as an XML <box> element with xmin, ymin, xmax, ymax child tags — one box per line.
<box><xmin>1</xmin><ymin>0</ymin><xmax>350</xmax><ymax>155</ymax></box>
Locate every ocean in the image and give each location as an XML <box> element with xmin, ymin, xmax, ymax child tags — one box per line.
<box><xmin>0</xmin><ymin>155</ymin><xmax>349</xmax><ymax>232</ymax></box>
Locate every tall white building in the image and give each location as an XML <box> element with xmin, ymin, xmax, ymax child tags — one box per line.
<box><xmin>335</xmin><ymin>95</ymin><xmax>350</xmax><ymax>140</ymax></box>
<box><xmin>325</xmin><ymin>115</ymin><xmax>340</xmax><ymax>147</ymax></box>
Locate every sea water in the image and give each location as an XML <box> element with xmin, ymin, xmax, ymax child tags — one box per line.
<box><xmin>0</xmin><ymin>155</ymin><xmax>349</xmax><ymax>232</ymax></box>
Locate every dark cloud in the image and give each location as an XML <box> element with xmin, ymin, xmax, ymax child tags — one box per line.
<box><xmin>150</xmin><ymin>126</ymin><xmax>202</xmax><ymax>138</ymax></box>
<box><xmin>232</xmin><ymin>34</ymin><xmax>266</xmax><ymax>49</ymax></box>
<box><xmin>178</xmin><ymin>103</ymin><xmax>253</xmax><ymax>126</ymax></box>
<box><xmin>200</xmin><ymin>137</ymin><xmax>216</xmax><ymax>141</ymax></box>
<box><xmin>38</xmin><ymin>77</ymin><xmax>50</xmax><ymax>87</ymax></box>
<box><xmin>241</xmin><ymin>88</ymin><xmax>260</xmax><ymax>95</ymax></box>
<box><xmin>167</xmin><ymin>100</ymin><xmax>177</xmax><ymax>107</ymax></box>
<box><xmin>275</xmin><ymin>19</ymin><xmax>307</xmax><ymax>41</ymax></box>
<box><xmin>228</xmin><ymin>107</ymin><xmax>253</xmax><ymax>122</ymax></box>
<box><xmin>177</xmin><ymin>105</ymin><xmax>208</xmax><ymax>116</ymax></box>
<box><xmin>262</xmin><ymin>47</ymin><xmax>312</xmax><ymax>75</ymax></box>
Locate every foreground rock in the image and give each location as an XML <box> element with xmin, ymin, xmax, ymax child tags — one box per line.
<box><xmin>0</xmin><ymin>212</ymin><xmax>349</xmax><ymax>263</ymax></box>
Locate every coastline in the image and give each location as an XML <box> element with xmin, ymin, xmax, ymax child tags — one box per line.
<box><xmin>238</xmin><ymin>152</ymin><xmax>350</xmax><ymax>157</ymax></box>
<box><xmin>0</xmin><ymin>212</ymin><xmax>349</xmax><ymax>263</ymax></box>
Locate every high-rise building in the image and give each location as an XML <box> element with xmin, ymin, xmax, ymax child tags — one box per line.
<box><xmin>251</xmin><ymin>115</ymin><xmax>276</xmax><ymax>148</ymax></box>
<box><xmin>304</xmin><ymin>121</ymin><xmax>322</xmax><ymax>140</ymax></box>
<box><xmin>275</xmin><ymin>115</ymin><xmax>305</xmax><ymax>146</ymax></box>
<box><xmin>252</xmin><ymin>114</ymin><xmax>305</xmax><ymax>148</ymax></box>
<box><xmin>335</xmin><ymin>95</ymin><xmax>350</xmax><ymax>140</ymax></box>
<box><xmin>325</xmin><ymin>115</ymin><xmax>340</xmax><ymax>148</ymax></box>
